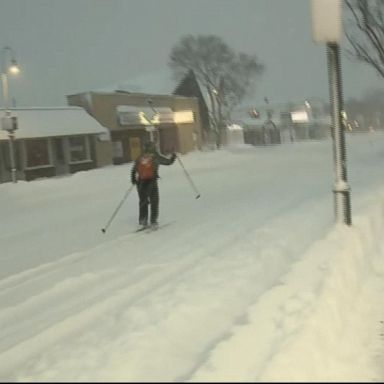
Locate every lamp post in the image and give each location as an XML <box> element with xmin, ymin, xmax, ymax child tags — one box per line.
<box><xmin>146</xmin><ymin>98</ymin><xmax>160</xmax><ymax>149</ymax></box>
<box><xmin>311</xmin><ymin>0</ymin><xmax>352</xmax><ymax>225</ymax></box>
<box><xmin>1</xmin><ymin>46</ymin><xmax>20</xmax><ymax>183</ymax></box>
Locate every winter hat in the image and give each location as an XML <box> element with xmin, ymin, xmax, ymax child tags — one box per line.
<box><xmin>143</xmin><ymin>141</ymin><xmax>155</xmax><ymax>153</ymax></box>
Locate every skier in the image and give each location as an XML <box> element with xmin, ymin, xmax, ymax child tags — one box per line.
<box><xmin>131</xmin><ymin>141</ymin><xmax>176</xmax><ymax>230</ymax></box>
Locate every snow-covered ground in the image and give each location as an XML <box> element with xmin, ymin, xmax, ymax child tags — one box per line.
<box><xmin>0</xmin><ymin>133</ymin><xmax>383</xmax><ymax>382</ymax></box>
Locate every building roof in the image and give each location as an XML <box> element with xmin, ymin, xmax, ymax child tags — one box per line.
<box><xmin>232</xmin><ymin>100</ymin><xmax>332</xmax><ymax>128</ymax></box>
<box><xmin>97</xmin><ymin>69</ymin><xmax>178</xmax><ymax>95</ymax></box>
<box><xmin>0</xmin><ymin>107</ymin><xmax>109</xmax><ymax>141</ymax></box>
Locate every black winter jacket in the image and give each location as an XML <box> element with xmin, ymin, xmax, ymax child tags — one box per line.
<box><xmin>131</xmin><ymin>151</ymin><xmax>176</xmax><ymax>184</ymax></box>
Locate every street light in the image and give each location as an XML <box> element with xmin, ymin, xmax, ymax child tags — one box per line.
<box><xmin>311</xmin><ymin>0</ymin><xmax>352</xmax><ymax>225</ymax></box>
<box><xmin>1</xmin><ymin>46</ymin><xmax>20</xmax><ymax>183</ymax></box>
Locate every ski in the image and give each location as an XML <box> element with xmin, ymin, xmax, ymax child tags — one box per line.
<box><xmin>134</xmin><ymin>226</ymin><xmax>149</xmax><ymax>233</ymax></box>
<box><xmin>133</xmin><ymin>221</ymin><xmax>174</xmax><ymax>234</ymax></box>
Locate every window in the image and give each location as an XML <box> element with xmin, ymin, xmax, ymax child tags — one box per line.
<box><xmin>26</xmin><ymin>139</ymin><xmax>50</xmax><ymax>168</ymax></box>
<box><xmin>68</xmin><ymin>136</ymin><xmax>90</xmax><ymax>163</ymax></box>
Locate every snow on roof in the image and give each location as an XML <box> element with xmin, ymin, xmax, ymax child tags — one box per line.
<box><xmin>116</xmin><ymin>105</ymin><xmax>175</xmax><ymax>125</ymax></box>
<box><xmin>97</xmin><ymin>69</ymin><xmax>178</xmax><ymax>96</ymax></box>
<box><xmin>116</xmin><ymin>105</ymin><xmax>173</xmax><ymax>113</ymax></box>
<box><xmin>74</xmin><ymin>69</ymin><xmax>210</xmax><ymax>116</ymax></box>
<box><xmin>227</xmin><ymin>124</ymin><xmax>243</xmax><ymax>131</ymax></box>
<box><xmin>0</xmin><ymin>107</ymin><xmax>108</xmax><ymax>141</ymax></box>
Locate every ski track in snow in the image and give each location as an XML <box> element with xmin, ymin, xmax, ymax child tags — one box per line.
<box><xmin>0</xmin><ymin>196</ymin><xmax>329</xmax><ymax>380</ymax></box>
<box><xmin>1</xmin><ymin>134</ymin><xmax>384</xmax><ymax>381</ymax></box>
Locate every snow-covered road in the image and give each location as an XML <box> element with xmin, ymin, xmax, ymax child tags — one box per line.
<box><xmin>0</xmin><ymin>133</ymin><xmax>383</xmax><ymax>381</ymax></box>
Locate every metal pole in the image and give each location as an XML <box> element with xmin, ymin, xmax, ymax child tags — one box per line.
<box><xmin>8</xmin><ymin>130</ymin><xmax>17</xmax><ymax>183</ymax></box>
<box><xmin>1</xmin><ymin>72</ymin><xmax>9</xmax><ymax>110</ymax></box>
<box><xmin>101</xmin><ymin>184</ymin><xmax>134</xmax><ymax>233</ymax></box>
<box><xmin>326</xmin><ymin>42</ymin><xmax>351</xmax><ymax>225</ymax></box>
<box><xmin>146</xmin><ymin>99</ymin><xmax>161</xmax><ymax>151</ymax></box>
<box><xmin>176</xmin><ymin>155</ymin><xmax>201</xmax><ymax>199</ymax></box>
<box><xmin>1</xmin><ymin>50</ymin><xmax>17</xmax><ymax>183</ymax></box>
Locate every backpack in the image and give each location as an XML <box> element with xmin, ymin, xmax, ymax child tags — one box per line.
<box><xmin>137</xmin><ymin>154</ymin><xmax>155</xmax><ymax>180</ymax></box>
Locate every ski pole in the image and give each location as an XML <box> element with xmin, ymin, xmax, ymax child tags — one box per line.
<box><xmin>176</xmin><ymin>154</ymin><xmax>201</xmax><ymax>199</ymax></box>
<box><xmin>146</xmin><ymin>99</ymin><xmax>200</xmax><ymax>199</ymax></box>
<box><xmin>101</xmin><ymin>184</ymin><xmax>135</xmax><ymax>233</ymax></box>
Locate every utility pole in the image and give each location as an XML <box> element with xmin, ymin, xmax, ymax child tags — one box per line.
<box><xmin>311</xmin><ymin>0</ymin><xmax>352</xmax><ymax>225</ymax></box>
<box><xmin>327</xmin><ymin>42</ymin><xmax>351</xmax><ymax>225</ymax></box>
<box><xmin>1</xmin><ymin>46</ymin><xmax>20</xmax><ymax>184</ymax></box>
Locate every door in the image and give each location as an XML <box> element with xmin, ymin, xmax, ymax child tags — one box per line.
<box><xmin>129</xmin><ymin>137</ymin><xmax>141</xmax><ymax>161</ymax></box>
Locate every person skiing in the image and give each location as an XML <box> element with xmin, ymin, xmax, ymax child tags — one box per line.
<box><xmin>131</xmin><ymin>141</ymin><xmax>176</xmax><ymax>230</ymax></box>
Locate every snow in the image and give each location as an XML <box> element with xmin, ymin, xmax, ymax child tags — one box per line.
<box><xmin>0</xmin><ymin>107</ymin><xmax>108</xmax><ymax>141</ymax></box>
<box><xmin>0</xmin><ymin>132</ymin><xmax>384</xmax><ymax>382</ymax></box>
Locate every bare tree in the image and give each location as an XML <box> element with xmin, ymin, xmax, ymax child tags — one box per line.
<box><xmin>344</xmin><ymin>0</ymin><xmax>384</xmax><ymax>78</ymax></box>
<box><xmin>169</xmin><ymin>34</ymin><xmax>264</xmax><ymax>147</ymax></box>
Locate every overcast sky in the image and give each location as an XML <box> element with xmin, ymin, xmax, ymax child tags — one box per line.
<box><xmin>0</xmin><ymin>0</ymin><xmax>383</xmax><ymax>108</ymax></box>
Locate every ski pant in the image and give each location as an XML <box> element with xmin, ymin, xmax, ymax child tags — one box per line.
<box><xmin>137</xmin><ymin>179</ymin><xmax>159</xmax><ymax>225</ymax></box>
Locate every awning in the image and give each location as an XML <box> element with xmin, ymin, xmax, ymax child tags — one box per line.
<box><xmin>117</xmin><ymin>105</ymin><xmax>173</xmax><ymax>125</ymax></box>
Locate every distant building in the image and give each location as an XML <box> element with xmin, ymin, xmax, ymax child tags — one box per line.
<box><xmin>344</xmin><ymin>98</ymin><xmax>384</xmax><ymax>132</ymax></box>
<box><xmin>226</xmin><ymin>124</ymin><xmax>245</xmax><ymax>146</ymax></box>
<box><xmin>0</xmin><ymin>107</ymin><xmax>111</xmax><ymax>183</ymax></box>
<box><xmin>67</xmin><ymin>70</ymin><xmax>209</xmax><ymax>164</ymax></box>
<box><xmin>233</xmin><ymin>99</ymin><xmax>331</xmax><ymax>146</ymax></box>
<box><xmin>173</xmin><ymin>69</ymin><xmax>211</xmax><ymax>141</ymax></box>
<box><xmin>232</xmin><ymin>106</ymin><xmax>282</xmax><ymax>146</ymax></box>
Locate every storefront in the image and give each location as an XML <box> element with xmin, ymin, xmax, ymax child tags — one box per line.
<box><xmin>67</xmin><ymin>91</ymin><xmax>203</xmax><ymax>163</ymax></box>
<box><xmin>0</xmin><ymin>107</ymin><xmax>111</xmax><ymax>183</ymax></box>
